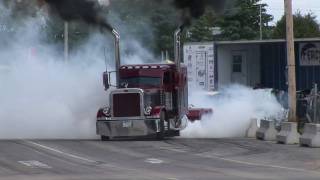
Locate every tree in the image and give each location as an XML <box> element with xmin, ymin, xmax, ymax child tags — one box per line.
<box><xmin>109</xmin><ymin>0</ymin><xmax>178</xmax><ymax>56</ymax></box>
<box><xmin>217</xmin><ymin>0</ymin><xmax>273</xmax><ymax>40</ymax></box>
<box><xmin>151</xmin><ymin>4</ymin><xmax>178</xmax><ymax>56</ymax></box>
<box><xmin>2</xmin><ymin>0</ymin><xmax>38</xmax><ymax>20</ymax></box>
<box><xmin>41</xmin><ymin>17</ymin><xmax>91</xmax><ymax>51</ymax></box>
<box><xmin>0</xmin><ymin>0</ymin><xmax>92</xmax><ymax>50</ymax></box>
<box><xmin>186</xmin><ymin>10</ymin><xmax>217</xmax><ymax>42</ymax></box>
<box><xmin>272</xmin><ymin>12</ymin><xmax>320</xmax><ymax>39</ymax></box>
<box><xmin>0</xmin><ymin>0</ymin><xmax>40</xmax><ymax>47</ymax></box>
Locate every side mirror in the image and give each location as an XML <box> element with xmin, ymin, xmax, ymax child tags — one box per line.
<box><xmin>103</xmin><ymin>71</ymin><xmax>110</xmax><ymax>90</ymax></box>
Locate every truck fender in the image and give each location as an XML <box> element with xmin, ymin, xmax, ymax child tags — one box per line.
<box><xmin>151</xmin><ymin>106</ymin><xmax>166</xmax><ymax>118</ymax></box>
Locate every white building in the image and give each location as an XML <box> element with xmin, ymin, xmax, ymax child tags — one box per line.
<box><xmin>184</xmin><ymin>38</ymin><xmax>320</xmax><ymax>91</ymax></box>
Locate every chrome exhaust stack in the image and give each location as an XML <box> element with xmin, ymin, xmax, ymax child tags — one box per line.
<box><xmin>111</xmin><ymin>29</ymin><xmax>121</xmax><ymax>87</ymax></box>
<box><xmin>173</xmin><ymin>26</ymin><xmax>184</xmax><ymax>126</ymax></box>
<box><xmin>174</xmin><ymin>26</ymin><xmax>183</xmax><ymax>71</ymax></box>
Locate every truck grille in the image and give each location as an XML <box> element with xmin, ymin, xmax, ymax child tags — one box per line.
<box><xmin>113</xmin><ymin>93</ymin><xmax>141</xmax><ymax>117</ymax></box>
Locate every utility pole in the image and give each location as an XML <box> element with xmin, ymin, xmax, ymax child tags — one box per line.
<box><xmin>64</xmin><ymin>21</ymin><xmax>69</xmax><ymax>62</ymax></box>
<box><xmin>259</xmin><ymin>4</ymin><xmax>262</xmax><ymax>40</ymax></box>
<box><xmin>284</xmin><ymin>0</ymin><xmax>297</xmax><ymax>122</ymax></box>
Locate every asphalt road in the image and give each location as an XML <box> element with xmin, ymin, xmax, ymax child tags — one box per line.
<box><xmin>0</xmin><ymin>138</ymin><xmax>319</xmax><ymax>180</ymax></box>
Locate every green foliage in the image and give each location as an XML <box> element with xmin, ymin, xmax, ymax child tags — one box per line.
<box><xmin>186</xmin><ymin>10</ymin><xmax>217</xmax><ymax>42</ymax></box>
<box><xmin>217</xmin><ymin>0</ymin><xmax>273</xmax><ymax>40</ymax></box>
<box><xmin>272</xmin><ymin>12</ymin><xmax>320</xmax><ymax>39</ymax></box>
<box><xmin>2</xmin><ymin>0</ymin><xmax>38</xmax><ymax>20</ymax></box>
<box><xmin>109</xmin><ymin>0</ymin><xmax>178</xmax><ymax>56</ymax></box>
<box><xmin>11</xmin><ymin>0</ymin><xmax>320</xmax><ymax>58</ymax></box>
<box><xmin>0</xmin><ymin>0</ymin><xmax>91</xmax><ymax>50</ymax></box>
<box><xmin>41</xmin><ymin>18</ymin><xmax>91</xmax><ymax>51</ymax></box>
<box><xmin>150</xmin><ymin>5</ymin><xmax>177</xmax><ymax>56</ymax></box>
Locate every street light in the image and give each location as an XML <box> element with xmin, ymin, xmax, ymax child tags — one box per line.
<box><xmin>64</xmin><ymin>21</ymin><xmax>68</xmax><ymax>61</ymax></box>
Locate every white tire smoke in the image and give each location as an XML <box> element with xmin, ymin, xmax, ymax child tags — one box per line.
<box><xmin>0</xmin><ymin>4</ymin><xmax>149</xmax><ymax>139</ymax></box>
<box><xmin>181</xmin><ymin>85</ymin><xmax>284</xmax><ymax>138</ymax></box>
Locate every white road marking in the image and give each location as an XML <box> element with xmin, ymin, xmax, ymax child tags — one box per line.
<box><xmin>145</xmin><ymin>158</ymin><xmax>163</xmax><ymax>164</ymax></box>
<box><xmin>18</xmin><ymin>160</ymin><xmax>52</xmax><ymax>169</ymax></box>
<box><xmin>159</xmin><ymin>146</ymin><xmax>188</xmax><ymax>153</ymax></box>
<box><xmin>25</xmin><ymin>141</ymin><xmax>136</xmax><ymax>171</ymax></box>
<box><xmin>26</xmin><ymin>141</ymin><xmax>96</xmax><ymax>163</ymax></box>
<box><xmin>196</xmin><ymin>152</ymin><xmax>320</xmax><ymax>174</ymax></box>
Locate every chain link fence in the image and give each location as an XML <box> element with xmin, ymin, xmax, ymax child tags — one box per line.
<box><xmin>303</xmin><ymin>84</ymin><xmax>320</xmax><ymax>124</ymax></box>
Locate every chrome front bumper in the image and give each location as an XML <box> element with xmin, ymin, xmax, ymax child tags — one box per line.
<box><xmin>96</xmin><ymin>118</ymin><xmax>160</xmax><ymax>138</ymax></box>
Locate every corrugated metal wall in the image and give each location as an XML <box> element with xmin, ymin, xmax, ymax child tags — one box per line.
<box><xmin>260</xmin><ymin>41</ymin><xmax>320</xmax><ymax>91</ymax></box>
<box><xmin>260</xmin><ymin>43</ymin><xmax>287</xmax><ymax>90</ymax></box>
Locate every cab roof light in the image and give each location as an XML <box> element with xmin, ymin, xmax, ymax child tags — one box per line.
<box><xmin>160</xmin><ymin>65</ymin><xmax>169</xmax><ymax>68</ymax></box>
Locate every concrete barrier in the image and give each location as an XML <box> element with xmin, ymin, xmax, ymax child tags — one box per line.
<box><xmin>256</xmin><ymin>119</ymin><xmax>277</xmax><ymax>141</ymax></box>
<box><xmin>276</xmin><ymin>122</ymin><xmax>300</xmax><ymax>144</ymax></box>
<box><xmin>246</xmin><ymin>118</ymin><xmax>258</xmax><ymax>138</ymax></box>
<box><xmin>300</xmin><ymin>123</ymin><xmax>320</xmax><ymax>147</ymax></box>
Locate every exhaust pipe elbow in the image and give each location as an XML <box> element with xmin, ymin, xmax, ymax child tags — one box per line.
<box><xmin>112</xmin><ymin>29</ymin><xmax>120</xmax><ymax>40</ymax></box>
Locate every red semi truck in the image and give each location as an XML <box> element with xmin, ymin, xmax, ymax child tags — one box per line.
<box><xmin>96</xmin><ymin>27</ymin><xmax>211</xmax><ymax>140</ymax></box>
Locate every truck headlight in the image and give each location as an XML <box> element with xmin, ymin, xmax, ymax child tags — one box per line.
<box><xmin>144</xmin><ymin>106</ymin><xmax>152</xmax><ymax>115</ymax></box>
<box><xmin>102</xmin><ymin>107</ymin><xmax>111</xmax><ymax>116</ymax></box>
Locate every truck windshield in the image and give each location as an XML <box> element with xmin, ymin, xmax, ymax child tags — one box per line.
<box><xmin>120</xmin><ymin>77</ymin><xmax>161</xmax><ymax>87</ymax></box>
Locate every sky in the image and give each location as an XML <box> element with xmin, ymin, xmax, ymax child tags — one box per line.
<box><xmin>261</xmin><ymin>0</ymin><xmax>320</xmax><ymax>24</ymax></box>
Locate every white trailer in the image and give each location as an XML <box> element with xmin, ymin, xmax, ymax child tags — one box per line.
<box><xmin>183</xmin><ymin>42</ymin><xmax>215</xmax><ymax>91</ymax></box>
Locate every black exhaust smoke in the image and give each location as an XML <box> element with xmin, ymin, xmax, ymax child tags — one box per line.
<box><xmin>40</xmin><ymin>0</ymin><xmax>121</xmax><ymax>86</ymax></box>
<box><xmin>41</xmin><ymin>0</ymin><xmax>112</xmax><ymax>31</ymax></box>
<box><xmin>173</xmin><ymin>0</ymin><xmax>226</xmax><ymax>27</ymax></box>
<box><xmin>172</xmin><ymin>0</ymin><xmax>227</xmax><ymax>75</ymax></box>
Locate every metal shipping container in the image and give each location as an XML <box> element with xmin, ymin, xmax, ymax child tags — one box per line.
<box><xmin>260</xmin><ymin>40</ymin><xmax>320</xmax><ymax>91</ymax></box>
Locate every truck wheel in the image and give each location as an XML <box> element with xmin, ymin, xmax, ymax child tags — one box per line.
<box><xmin>101</xmin><ymin>135</ymin><xmax>110</xmax><ymax>141</ymax></box>
<box><xmin>156</xmin><ymin>111</ymin><xmax>165</xmax><ymax>140</ymax></box>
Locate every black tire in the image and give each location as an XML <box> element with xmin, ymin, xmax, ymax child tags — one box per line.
<box><xmin>156</xmin><ymin>111</ymin><xmax>165</xmax><ymax>140</ymax></box>
<box><xmin>101</xmin><ymin>135</ymin><xmax>110</xmax><ymax>141</ymax></box>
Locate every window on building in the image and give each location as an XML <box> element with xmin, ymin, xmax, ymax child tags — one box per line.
<box><xmin>232</xmin><ymin>55</ymin><xmax>242</xmax><ymax>73</ymax></box>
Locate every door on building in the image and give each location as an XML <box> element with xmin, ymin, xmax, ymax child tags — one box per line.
<box><xmin>231</xmin><ymin>51</ymin><xmax>247</xmax><ymax>85</ymax></box>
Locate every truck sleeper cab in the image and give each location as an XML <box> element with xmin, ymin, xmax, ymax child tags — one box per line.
<box><xmin>96</xmin><ymin>64</ymin><xmax>188</xmax><ymax>140</ymax></box>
